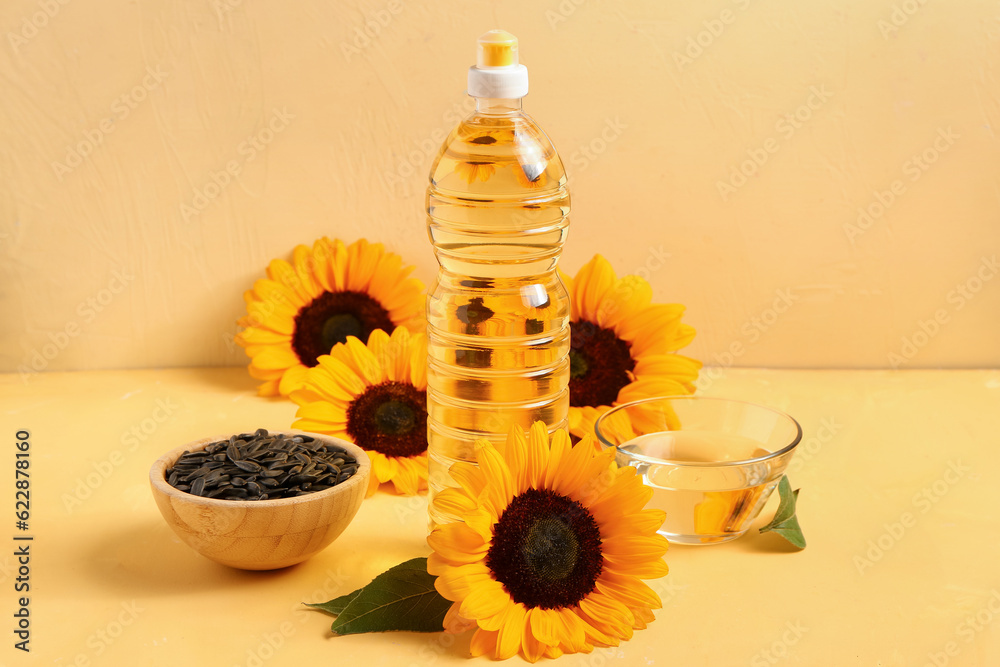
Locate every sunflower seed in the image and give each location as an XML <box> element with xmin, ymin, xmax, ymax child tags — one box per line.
<box><xmin>181</xmin><ymin>466</ymin><xmax>212</xmax><ymax>482</ymax></box>
<box><xmin>164</xmin><ymin>430</ymin><xmax>360</xmax><ymax>501</ymax></box>
<box><xmin>234</xmin><ymin>460</ymin><xmax>263</xmax><ymax>474</ymax></box>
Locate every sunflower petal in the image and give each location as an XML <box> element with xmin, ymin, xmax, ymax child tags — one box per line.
<box><xmin>503</xmin><ymin>426</ymin><xmax>529</xmax><ymax>493</ymax></box>
<box><xmin>277</xmin><ymin>364</ymin><xmax>310</xmax><ymax>396</ymax></box>
<box><xmin>597</xmin><ymin>274</ymin><xmax>652</xmax><ymax>330</ymax></box>
<box><xmin>579</xmin><ymin>593</ymin><xmax>634</xmax><ymax>643</ymax></box>
<box><xmin>474</xmin><ymin>441</ymin><xmax>514</xmax><ymax>514</ymax></box>
<box><xmin>427</xmin><ymin>522</ymin><xmax>489</xmax><ymax>564</ymax></box>
<box><xmin>247</xmin><ymin>364</ymin><xmax>284</xmax><ymax>381</ymax></box>
<box><xmin>365</xmin><ymin>327</ymin><xmax>391</xmax><ymax>366</ymax></box>
<box><xmin>496</xmin><ymin>602</ymin><xmax>527</xmax><ymax>660</ymax></box>
<box><xmin>524</xmin><ymin>422</ymin><xmax>550</xmax><ymax>490</ymax></box>
<box><xmin>603</xmin><ymin>555</ymin><xmax>669</xmax><ymax>579</ymax></box>
<box><xmin>434</xmin><ymin>562</ymin><xmax>493</xmax><ymax>601</ymax></box>
<box><xmin>521</xmin><ymin>621</ymin><xmax>546</xmax><ymax>663</ymax></box>
<box><xmin>433</xmin><ymin>487</ymin><xmax>478</xmax><ymax>519</ymax></box>
<box><xmin>245</xmin><ymin>300</ymin><xmax>296</xmax><ymax>335</ymax></box>
<box><xmin>596</xmin><ymin>571</ymin><xmax>662</xmax><ymax>610</ymax></box>
<box><xmin>235</xmin><ymin>326</ymin><xmax>291</xmax><ymax>347</ymax></box>
<box><xmin>345</xmin><ymin>239</ymin><xmax>381</xmax><ymax>293</ymax></box>
<box><xmin>288</xmin><ymin>244</ymin><xmax>321</xmax><ymax>298</ymax></box>
<box><xmin>551</xmin><ymin>437</ymin><xmax>613</xmax><ymax>501</ymax></box>
<box><xmin>308</xmin><ymin>238</ymin><xmax>334</xmax><ymax>292</ymax></box>
<box><xmin>589</xmin><ymin>471</ymin><xmax>654</xmax><ymax>525</ymax></box>
<box><xmin>372</xmin><ymin>454</ymin><xmax>398</xmax><ymax>483</ymax></box>
<box><xmin>315</xmin><ymin>356</ymin><xmax>367</xmax><ymax>396</ymax></box>
<box><xmin>573</xmin><ymin>255</ymin><xmax>617</xmax><ymax>324</ymax></box>
<box><xmin>408</xmin><ymin>332</ymin><xmax>427</xmax><ymax>389</ymax></box>
<box><xmin>551</xmin><ymin>608</ymin><xmax>589</xmax><ymax>651</ymax></box>
<box><xmin>542</xmin><ymin>427</ymin><xmax>572</xmax><ymax>489</ymax></box>
<box><xmin>620</xmin><ymin>303</ymin><xmax>688</xmax><ymax>355</ymax></box>
<box><xmin>342</xmin><ymin>336</ymin><xmax>384</xmax><ymax>385</ymax></box>
<box><xmin>460</xmin><ymin>580</ymin><xmax>509</xmax><ymax>622</ymax></box>
<box><xmin>389</xmin><ymin>456</ymin><xmax>426</xmax><ymax>496</ymax></box>
<box><xmin>464</xmin><ymin>506</ymin><xmax>496</xmax><ymax>541</ymax></box>
<box><xmin>528</xmin><ymin>607</ymin><xmax>559</xmax><ymax>646</ymax></box>
<box><xmin>469</xmin><ymin>629</ymin><xmax>498</xmax><ymax>658</ymax></box>
<box><xmin>294</xmin><ymin>401</ymin><xmax>348</xmax><ymax>425</ymax></box>
<box><xmin>632</xmin><ymin>353</ymin><xmax>703</xmax><ymax>383</ymax></box>
<box><xmin>616</xmin><ymin>378</ymin><xmax>689</xmax><ymax>409</ymax></box>
<box><xmin>600</xmin><ymin>508</ymin><xmax>666</xmax><ymax>539</ymax></box>
<box><xmin>250</xmin><ymin>346</ymin><xmax>299</xmax><ymax>371</ymax></box>
<box><xmin>449</xmin><ymin>461</ymin><xmax>487</xmax><ymax>500</ymax></box>
<box><xmin>602</xmin><ymin>535</ymin><xmax>670</xmax><ymax>561</ymax></box>
<box><xmin>443</xmin><ymin>602</ymin><xmax>477</xmax><ymax>634</ymax></box>
<box><xmin>255</xmin><ymin>378</ymin><xmax>280</xmax><ymax>397</ymax></box>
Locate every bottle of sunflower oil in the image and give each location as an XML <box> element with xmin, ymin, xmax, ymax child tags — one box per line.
<box><xmin>426</xmin><ymin>30</ymin><xmax>571</xmax><ymax>528</ymax></box>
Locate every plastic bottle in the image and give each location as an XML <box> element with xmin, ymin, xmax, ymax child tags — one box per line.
<box><xmin>425</xmin><ymin>30</ymin><xmax>571</xmax><ymax>527</ymax></box>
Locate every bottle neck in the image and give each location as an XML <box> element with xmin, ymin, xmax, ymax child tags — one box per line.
<box><xmin>474</xmin><ymin>97</ymin><xmax>523</xmax><ymax>115</ymax></box>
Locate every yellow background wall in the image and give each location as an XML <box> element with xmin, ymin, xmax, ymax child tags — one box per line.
<box><xmin>2</xmin><ymin>0</ymin><xmax>998</xmax><ymax>376</ymax></box>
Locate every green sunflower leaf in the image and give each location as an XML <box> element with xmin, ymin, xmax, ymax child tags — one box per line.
<box><xmin>759</xmin><ymin>476</ymin><xmax>806</xmax><ymax>549</ymax></box>
<box><xmin>306</xmin><ymin>557</ymin><xmax>452</xmax><ymax>636</ymax></box>
<box><xmin>304</xmin><ymin>588</ymin><xmax>363</xmax><ymax>616</ymax></box>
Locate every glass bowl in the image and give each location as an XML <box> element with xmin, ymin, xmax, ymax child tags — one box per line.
<box><xmin>594</xmin><ymin>396</ymin><xmax>801</xmax><ymax>545</ymax></box>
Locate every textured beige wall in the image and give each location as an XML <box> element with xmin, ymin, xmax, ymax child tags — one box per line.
<box><xmin>1</xmin><ymin>0</ymin><xmax>998</xmax><ymax>376</ymax></box>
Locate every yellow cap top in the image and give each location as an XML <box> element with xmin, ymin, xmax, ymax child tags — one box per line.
<box><xmin>476</xmin><ymin>29</ymin><xmax>519</xmax><ymax>68</ymax></box>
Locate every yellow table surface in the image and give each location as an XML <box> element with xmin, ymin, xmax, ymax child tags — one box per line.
<box><xmin>2</xmin><ymin>368</ymin><xmax>999</xmax><ymax>666</ymax></box>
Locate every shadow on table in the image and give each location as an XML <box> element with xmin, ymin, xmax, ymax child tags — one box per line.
<box><xmin>84</xmin><ymin>519</ymin><xmax>307</xmax><ymax>595</ymax></box>
<box><xmin>316</xmin><ymin>626</ymin><xmax>474</xmax><ymax>658</ymax></box>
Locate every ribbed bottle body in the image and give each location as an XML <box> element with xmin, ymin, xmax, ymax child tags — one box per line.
<box><xmin>426</xmin><ymin>107</ymin><xmax>570</xmax><ymax>527</ymax></box>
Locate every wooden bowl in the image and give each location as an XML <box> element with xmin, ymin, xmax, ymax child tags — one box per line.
<box><xmin>149</xmin><ymin>430</ymin><xmax>370</xmax><ymax>570</ymax></box>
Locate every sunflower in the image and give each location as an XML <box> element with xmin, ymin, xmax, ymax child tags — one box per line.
<box><xmin>235</xmin><ymin>237</ymin><xmax>424</xmax><ymax>397</ymax></box>
<box><xmin>562</xmin><ymin>254</ymin><xmax>701</xmax><ymax>441</ymax></box>
<box><xmin>289</xmin><ymin>326</ymin><xmax>428</xmax><ymax>497</ymax></box>
<box><xmin>428</xmin><ymin>422</ymin><xmax>668</xmax><ymax>662</ymax></box>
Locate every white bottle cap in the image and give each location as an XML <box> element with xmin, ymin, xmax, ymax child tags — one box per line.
<box><xmin>467</xmin><ymin>30</ymin><xmax>528</xmax><ymax>99</ymax></box>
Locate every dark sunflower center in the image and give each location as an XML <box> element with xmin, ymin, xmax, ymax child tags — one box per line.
<box><xmin>569</xmin><ymin>348</ymin><xmax>589</xmax><ymax>379</ymax></box>
<box><xmin>347</xmin><ymin>381</ymin><xmax>427</xmax><ymax>459</ymax></box>
<box><xmin>322</xmin><ymin>313</ymin><xmax>362</xmax><ymax>350</ymax></box>
<box><xmin>291</xmin><ymin>291</ymin><xmax>393</xmax><ymax>367</ymax></box>
<box><xmin>524</xmin><ymin>517</ymin><xmax>579</xmax><ymax>581</ymax></box>
<box><xmin>486</xmin><ymin>488</ymin><xmax>603</xmax><ymax>610</ymax></box>
<box><xmin>568</xmin><ymin>320</ymin><xmax>635</xmax><ymax>408</ymax></box>
<box><xmin>374</xmin><ymin>400</ymin><xmax>416</xmax><ymax>436</ymax></box>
